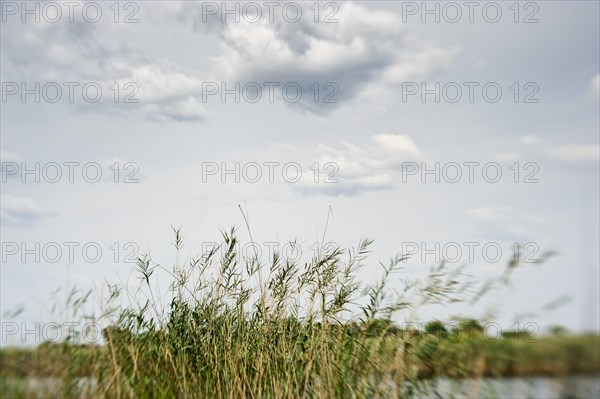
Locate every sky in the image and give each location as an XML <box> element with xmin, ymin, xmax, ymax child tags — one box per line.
<box><xmin>0</xmin><ymin>0</ymin><xmax>599</xmax><ymax>345</ymax></box>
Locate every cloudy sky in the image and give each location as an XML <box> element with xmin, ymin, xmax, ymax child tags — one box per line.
<box><xmin>1</xmin><ymin>1</ymin><xmax>599</xmax><ymax>342</ymax></box>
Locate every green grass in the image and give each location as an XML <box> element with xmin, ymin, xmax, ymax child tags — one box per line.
<box><xmin>1</xmin><ymin>228</ymin><xmax>598</xmax><ymax>398</ymax></box>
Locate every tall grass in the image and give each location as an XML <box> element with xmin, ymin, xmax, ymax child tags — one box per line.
<box><xmin>2</xmin><ymin>224</ymin><xmax>595</xmax><ymax>398</ymax></box>
<box><xmin>94</xmin><ymin>226</ymin><xmax>535</xmax><ymax>398</ymax></box>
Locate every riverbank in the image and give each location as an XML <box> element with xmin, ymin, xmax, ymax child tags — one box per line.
<box><xmin>2</xmin><ymin>332</ymin><xmax>599</xmax><ymax>379</ymax></box>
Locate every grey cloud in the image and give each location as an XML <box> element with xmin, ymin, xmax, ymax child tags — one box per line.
<box><xmin>2</xmin><ymin>2</ymin><xmax>457</xmax><ymax>119</ymax></box>
<box><xmin>183</xmin><ymin>2</ymin><xmax>459</xmax><ymax>113</ymax></box>
<box><xmin>1</xmin><ymin>8</ymin><xmax>207</xmax><ymax>122</ymax></box>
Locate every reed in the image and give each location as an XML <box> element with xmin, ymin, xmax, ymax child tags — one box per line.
<box><xmin>1</xmin><ymin>226</ymin><xmax>597</xmax><ymax>398</ymax></box>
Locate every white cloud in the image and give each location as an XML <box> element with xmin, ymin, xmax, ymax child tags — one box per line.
<box><xmin>520</xmin><ymin>136</ymin><xmax>540</xmax><ymax>146</ymax></box>
<box><xmin>123</xmin><ymin>65</ymin><xmax>205</xmax><ymax>104</ymax></box>
<box><xmin>468</xmin><ymin>207</ymin><xmax>514</xmax><ymax>223</ymax></box>
<box><xmin>495</xmin><ymin>135</ymin><xmax>541</xmax><ymax>160</ymax></box>
<box><xmin>0</xmin><ymin>195</ymin><xmax>55</xmax><ymax>226</ymax></box>
<box><xmin>141</xmin><ymin>96</ymin><xmax>209</xmax><ymax>123</ymax></box>
<box><xmin>379</xmin><ymin>45</ymin><xmax>460</xmax><ymax>85</ymax></box>
<box><xmin>0</xmin><ymin>150</ymin><xmax>21</xmax><ymax>163</ymax></box>
<box><xmin>371</xmin><ymin>134</ymin><xmax>425</xmax><ymax>158</ymax></box>
<box><xmin>468</xmin><ymin>206</ymin><xmax>543</xmax><ymax>240</ymax></box>
<box><xmin>469</xmin><ymin>206</ymin><xmax>542</xmax><ymax>224</ymax></box>
<box><xmin>297</xmin><ymin>133</ymin><xmax>425</xmax><ymax>195</ymax></box>
<box><xmin>545</xmin><ymin>144</ymin><xmax>599</xmax><ymax>163</ymax></box>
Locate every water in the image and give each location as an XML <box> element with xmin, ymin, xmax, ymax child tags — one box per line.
<box><xmin>4</xmin><ymin>375</ymin><xmax>600</xmax><ymax>398</ymax></box>
<box><xmin>412</xmin><ymin>375</ymin><xmax>600</xmax><ymax>399</ymax></box>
